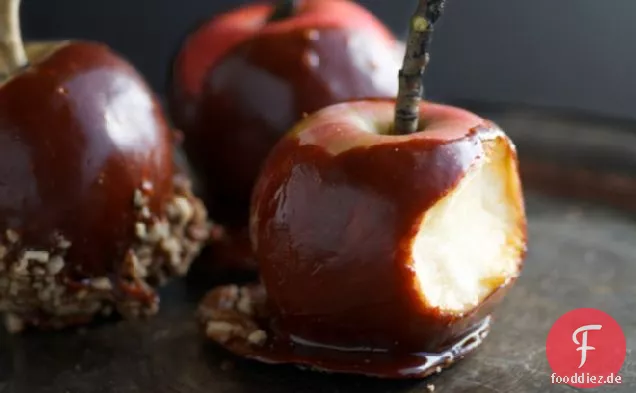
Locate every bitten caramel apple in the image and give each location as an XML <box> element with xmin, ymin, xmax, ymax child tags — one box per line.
<box><xmin>258</xmin><ymin>98</ymin><xmax>527</xmax><ymax>345</ymax></box>
<box><xmin>198</xmin><ymin>100</ymin><xmax>527</xmax><ymax>377</ymax></box>
<box><xmin>0</xmin><ymin>0</ymin><xmax>209</xmax><ymax>331</ymax></box>
<box><xmin>197</xmin><ymin>0</ymin><xmax>527</xmax><ymax>378</ymax></box>
<box><xmin>170</xmin><ymin>0</ymin><xmax>404</xmax><ymax>228</ymax></box>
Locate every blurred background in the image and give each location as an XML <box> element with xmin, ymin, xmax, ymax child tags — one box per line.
<box><xmin>20</xmin><ymin>0</ymin><xmax>636</xmax><ymax>120</ymax></box>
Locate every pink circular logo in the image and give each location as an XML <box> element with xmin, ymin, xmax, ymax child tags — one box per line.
<box><xmin>546</xmin><ymin>308</ymin><xmax>626</xmax><ymax>388</ymax></box>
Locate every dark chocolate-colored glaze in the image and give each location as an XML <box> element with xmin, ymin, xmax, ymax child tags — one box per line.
<box><xmin>250</xmin><ymin>100</ymin><xmax>526</xmax><ymax>353</ymax></box>
<box><xmin>171</xmin><ymin>0</ymin><xmax>402</xmax><ymax>228</ymax></box>
<box><xmin>198</xmin><ymin>283</ymin><xmax>493</xmax><ymax>379</ymax></box>
<box><xmin>0</xmin><ymin>42</ymin><xmax>173</xmax><ymax>282</ymax></box>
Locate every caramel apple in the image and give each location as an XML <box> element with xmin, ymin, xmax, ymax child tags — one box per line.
<box><xmin>170</xmin><ymin>0</ymin><xmax>404</xmax><ymax>228</ymax></box>
<box><xmin>198</xmin><ymin>99</ymin><xmax>526</xmax><ymax>377</ymax></box>
<box><xmin>197</xmin><ymin>0</ymin><xmax>527</xmax><ymax>378</ymax></box>
<box><xmin>0</xmin><ymin>0</ymin><xmax>209</xmax><ymax>331</ymax></box>
<box><xmin>252</xmin><ymin>99</ymin><xmax>528</xmax><ymax>348</ymax></box>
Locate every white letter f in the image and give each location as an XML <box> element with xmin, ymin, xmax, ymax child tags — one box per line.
<box><xmin>572</xmin><ymin>324</ymin><xmax>602</xmax><ymax>368</ymax></box>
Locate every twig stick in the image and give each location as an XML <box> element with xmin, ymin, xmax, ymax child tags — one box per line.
<box><xmin>0</xmin><ymin>0</ymin><xmax>27</xmax><ymax>79</ymax></box>
<box><xmin>393</xmin><ymin>0</ymin><xmax>446</xmax><ymax>134</ymax></box>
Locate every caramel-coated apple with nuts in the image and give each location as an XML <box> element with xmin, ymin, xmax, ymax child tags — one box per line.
<box><xmin>0</xmin><ymin>0</ymin><xmax>209</xmax><ymax>332</ymax></box>
<box><xmin>170</xmin><ymin>0</ymin><xmax>404</xmax><ymax>229</ymax></box>
<box><xmin>198</xmin><ymin>0</ymin><xmax>527</xmax><ymax>378</ymax></box>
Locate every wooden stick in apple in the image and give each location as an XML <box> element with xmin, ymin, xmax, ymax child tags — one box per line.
<box><xmin>394</xmin><ymin>0</ymin><xmax>446</xmax><ymax>134</ymax></box>
<box><xmin>0</xmin><ymin>0</ymin><xmax>27</xmax><ymax>80</ymax></box>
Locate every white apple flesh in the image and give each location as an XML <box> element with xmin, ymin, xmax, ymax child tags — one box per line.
<box><xmin>413</xmin><ymin>137</ymin><xmax>526</xmax><ymax>312</ymax></box>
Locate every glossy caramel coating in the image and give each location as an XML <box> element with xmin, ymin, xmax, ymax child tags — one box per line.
<box><xmin>250</xmin><ymin>100</ymin><xmax>525</xmax><ymax>353</ymax></box>
<box><xmin>170</xmin><ymin>0</ymin><xmax>403</xmax><ymax>227</ymax></box>
<box><xmin>0</xmin><ymin>41</ymin><xmax>173</xmax><ymax>277</ymax></box>
<box><xmin>0</xmin><ymin>41</ymin><xmax>210</xmax><ymax>329</ymax></box>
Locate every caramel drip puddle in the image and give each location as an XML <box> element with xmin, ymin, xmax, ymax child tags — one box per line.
<box><xmin>197</xmin><ymin>283</ymin><xmax>491</xmax><ymax>379</ymax></box>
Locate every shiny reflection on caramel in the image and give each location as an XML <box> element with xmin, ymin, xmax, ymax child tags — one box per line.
<box><xmin>0</xmin><ymin>41</ymin><xmax>211</xmax><ymax>331</ymax></box>
<box><xmin>180</xmin><ymin>26</ymin><xmax>402</xmax><ymax>228</ymax></box>
<box><xmin>0</xmin><ymin>41</ymin><xmax>173</xmax><ymax>276</ymax></box>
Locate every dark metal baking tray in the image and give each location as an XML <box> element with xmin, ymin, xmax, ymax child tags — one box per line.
<box><xmin>0</xmin><ymin>104</ymin><xmax>634</xmax><ymax>393</ymax></box>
